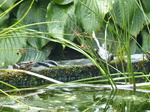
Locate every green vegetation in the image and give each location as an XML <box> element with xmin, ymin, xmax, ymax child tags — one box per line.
<box><xmin>0</xmin><ymin>0</ymin><xmax>150</xmax><ymax>87</ymax></box>
<box><xmin>0</xmin><ymin>0</ymin><xmax>149</xmax><ymax>64</ymax></box>
<box><xmin>1</xmin><ymin>1</ymin><xmax>150</xmax><ymax>111</ymax></box>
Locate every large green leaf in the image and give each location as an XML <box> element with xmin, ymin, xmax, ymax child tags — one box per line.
<box><xmin>0</xmin><ymin>0</ymin><xmax>17</xmax><ymax>10</ymax></box>
<box><xmin>75</xmin><ymin>0</ymin><xmax>113</xmax><ymax>35</ymax></box>
<box><xmin>17</xmin><ymin>0</ymin><xmax>49</xmax><ymax>48</ymax></box>
<box><xmin>52</xmin><ymin>0</ymin><xmax>74</xmax><ymax>5</ymax></box>
<box><xmin>111</xmin><ymin>0</ymin><xmax>136</xmax><ymax>28</ymax></box>
<box><xmin>27</xmin><ymin>35</ymin><xmax>49</xmax><ymax>49</ymax></box>
<box><xmin>141</xmin><ymin>29</ymin><xmax>150</xmax><ymax>51</ymax></box>
<box><xmin>141</xmin><ymin>0</ymin><xmax>150</xmax><ymax>25</ymax></box>
<box><xmin>0</xmin><ymin>8</ymin><xmax>9</xmax><ymax>26</ymax></box>
<box><xmin>145</xmin><ymin>13</ymin><xmax>150</xmax><ymax>24</ymax></box>
<box><xmin>130</xmin><ymin>8</ymin><xmax>145</xmax><ymax>36</ymax></box>
<box><xmin>17</xmin><ymin>0</ymin><xmax>49</xmax><ymax>31</ymax></box>
<box><xmin>19</xmin><ymin>43</ymin><xmax>51</xmax><ymax>62</ymax></box>
<box><xmin>46</xmin><ymin>3</ymin><xmax>77</xmax><ymax>41</ymax></box>
<box><xmin>130</xmin><ymin>39</ymin><xmax>137</xmax><ymax>54</ymax></box>
<box><xmin>111</xmin><ymin>0</ymin><xmax>145</xmax><ymax>37</ymax></box>
<box><xmin>141</xmin><ymin>0</ymin><xmax>150</xmax><ymax>13</ymax></box>
<box><xmin>0</xmin><ymin>30</ymin><xmax>27</xmax><ymax>67</ymax></box>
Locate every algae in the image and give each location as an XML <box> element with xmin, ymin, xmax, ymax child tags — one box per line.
<box><xmin>0</xmin><ymin>60</ymin><xmax>150</xmax><ymax>88</ymax></box>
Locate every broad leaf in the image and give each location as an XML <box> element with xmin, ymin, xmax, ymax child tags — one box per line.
<box><xmin>17</xmin><ymin>0</ymin><xmax>49</xmax><ymax>48</ymax></box>
<box><xmin>111</xmin><ymin>0</ymin><xmax>145</xmax><ymax>37</ymax></box>
<box><xmin>111</xmin><ymin>0</ymin><xmax>136</xmax><ymax>28</ymax></box>
<box><xmin>19</xmin><ymin>43</ymin><xmax>51</xmax><ymax>62</ymax></box>
<box><xmin>17</xmin><ymin>0</ymin><xmax>49</xmax><ymax>31</ymax></box>
<box><xmin>0</xmin><ymin>30</ymin><xmax>27</xmax><ymax>67</ymax></box>
<box><xmin>130</xmin><ymin>8</ymin><xmax>144</xmax><ymax>36</ymax></box>
<box><xmin>75</xmin><ymin>0</ymin><xmax>114</xmax><ymax>35</ymax></box>
<box><xmin>27</xmin><ymin>35</ymin><xmax>49</xmax><ymax>49</ymax></box>
<box><xmin>141</xmin><ymin>29</ymin><xmax>150</xmax><ymax>51</ymax></box>
<box><xmin>145</xmin><ymin>13</ymin><xmax>150</xmax><ymax>24</ymax></box>
<box><xmin>0</xmin><ymin>0</ymin><xmax>17</xmax><ymax>10</ymax></box>
<box><xmin>47</xmin><ymin>3</ymin><xmax>77</xmax><ymax>41</ymax></box>
<box><xmin>130</xmin><ymin>39</ymin><xmax>137</xmax><ymax>54</ymax></box>
<box><xmin>0</xmin><ymin>8</ymin><xmax>9</xmax><ymax>26</ymax></box>
<box><xmin>53</xmin><ymin>0</ymin><xmax>74</xmax><ymax>5</ymax></box>
<box><xmin>141</xmin><ymin>0</ymin><xmax>150</xmax><ymax>13</ymax></box>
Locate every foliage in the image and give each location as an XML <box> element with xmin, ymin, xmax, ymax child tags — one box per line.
<box><xmin>1</xmin><ymin>0</ymin><xmax>150</xmax><ymax>110</ymax></box>
<box><xmin>75</xmin><ymin>0</ymin><xmax>113</xmax><ymax>35</ymax></box>
<box><xmin>0</xmin><ymin>0</ymin><xmax>150</xmax><ymax>68</ymax></box>
<box><xmin>46</xmin><ymin>2</ymin><xmax>76</xmax><ymax>41</ymax></box>
<box><xmin>1</xmin><ymin>1</ymin><xmax>150</xmax><ymax>110</ymax></box>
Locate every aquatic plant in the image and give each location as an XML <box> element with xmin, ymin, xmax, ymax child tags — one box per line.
<box><xmin>0</xmin><ymin>0</ymin><xmax>150</xmax><ymax>87</ymax></box>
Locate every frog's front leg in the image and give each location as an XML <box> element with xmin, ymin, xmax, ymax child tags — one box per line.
<box><xmin>13</xmin><ymin>64</ymin><xmax>21</xmax><ymax>69</ymax></box>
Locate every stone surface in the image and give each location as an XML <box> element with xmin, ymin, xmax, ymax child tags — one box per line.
<box><xmin>0</xmin><ymin>59</ymin><xmax>150</xmax><ymax>88</ymax></box>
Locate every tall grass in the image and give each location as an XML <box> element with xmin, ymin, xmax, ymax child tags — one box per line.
<box><xmin>1</xmin><ymin>1</ymin><xmax>150</xmax><ymax>111</ymax></box>
<box><xmin>0</xmin><ymin>0</ymin><xmax>150</xmax><ymax>89</ymax></box>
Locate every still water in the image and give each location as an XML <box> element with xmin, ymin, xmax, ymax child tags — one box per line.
<box><xmin>0</xmin><ymin>83</ymin><xmax>150</xmax><ymax>112</ymax></box>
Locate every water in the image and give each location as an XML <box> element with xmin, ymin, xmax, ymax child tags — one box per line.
<box><xmin>0</xmin><ymin>58</ymin><xmax>150</xmax><ymax>112</ymax></box>
<box><xmin>1</xmin><ymin>83</ymin><xmax>150</xmax><ymax>112</ymax></box>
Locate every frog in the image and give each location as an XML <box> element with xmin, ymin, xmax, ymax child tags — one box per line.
<box><xmin>12</xmin><ymin>60</ymin><xmax>58</xmax><ymax>71</ymax></box>
<box><xmin>13</xmin><ymin>61</ymin><xmax>37</xmax><ymax>70</ymax></box>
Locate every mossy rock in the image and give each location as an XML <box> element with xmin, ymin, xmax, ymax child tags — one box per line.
<box><xmin>0</xmin><ymin>60</ymin><xmax>150</xmax><ymax>88</ymax></box>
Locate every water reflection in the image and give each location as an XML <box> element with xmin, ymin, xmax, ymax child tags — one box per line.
<box><xmin>0</xmin><ymin>83</ymin><xmax>150</xmax><ymax>112</ymax></box>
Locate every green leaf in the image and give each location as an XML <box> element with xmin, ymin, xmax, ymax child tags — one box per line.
<box><xmin>141</xmin><ymin>0</ymin><xmax>150</xmax><ymax>13</ymax></box>
<box><xmin>27</xmin><ymin>36</ymin><xmax>48</xmax><ymax>49</ymax></box>
<box><xmin>53</xmin><ymin>0</ymin><xmax>74</xmax><ymax>5</ymax></box>
<box><xmin>141</xmin><ymin>29</ymin><xmax>150</xmax><ymax>51</ymax></box>
<box><xmin>17</xmin><ymin>0</ymin><xmax>50</xmax><ymax>48</ymax></box>
<box><xmin>111</xmin><ymin>0</ymin><xmax>145</xmax><ymax>36</ymax></box>
<box><xmin>0</xmin><ymin>30</ymin><xmax>27</xmax><ymax>67</ymax></box>
<box><xmin>130</xmin><ymin>39</ymin><xmax>137</xmax><ymax>54</ymax></box>
<box><xmin>0</xmin><ymin>8</ymin><xmax>9</xmax><ymax>26</ymax></box>
<box><xmin>17</xmin><ymin>0</ymin><xmax>48</xmax><ymax>31</ymax></box>
<box><xmin>19</xmin><ymin>43</ymin><xmax>51</xmax><ymax>62</ymax></box>
<box><xmin>130</xmin><ymin>8</ymin><xmax>145</xmax><ymax>36</ymax></box>
<box><xmin>145</xmin><ymin>13</ymin><xmax>150</xmax><ymax>24</ymax></box>
<box><xmin>111</xmin><ymin>0</ymin><xmax>136</xmax><ymax>27</ymax></box>
<box><xmin>75</xmin><ymin>0</ymin><xmax>113</xmax><ymax>35</ymax></box>
<box><xmin>0</xmin><ymin>0</ymin><xmax>17</xmax><ymax>10</ymax></box>
<box><xmin>46</xmin><ymin>3</ymin><xmax>77</xmax><ymax>41</ymax></box>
